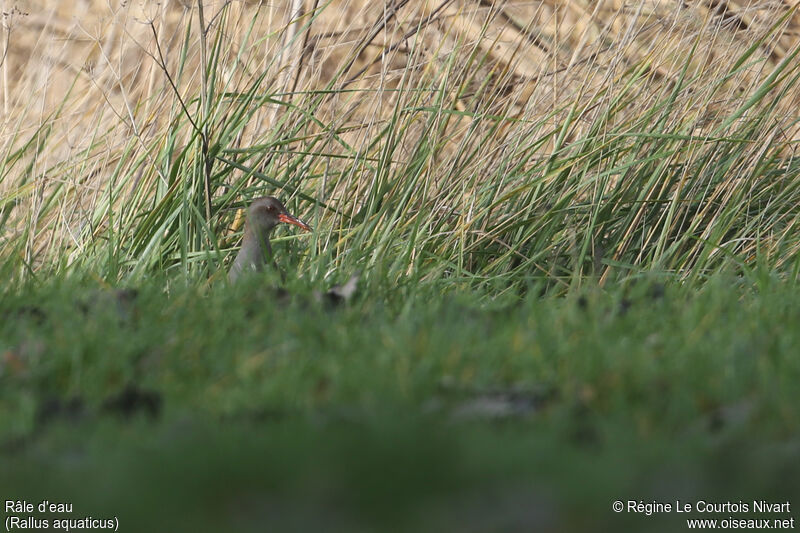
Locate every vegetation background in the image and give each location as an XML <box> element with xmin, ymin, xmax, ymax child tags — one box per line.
<box><xmin>1</xmin><ymin>1</ymin><xmax>799</xmax><ymax>531</ymax></box>
<box><xmin>1</xmin><ymin>0</ymin><xmax>799</xmax><ymax>285</ymax></box>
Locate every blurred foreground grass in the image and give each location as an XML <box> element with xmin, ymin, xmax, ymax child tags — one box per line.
<box><xmin>1</xmin><ymin>274</ymin><xmax>799</xmax><ymax>531</ymax></box>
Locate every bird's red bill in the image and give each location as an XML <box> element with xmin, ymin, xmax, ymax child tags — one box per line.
<box><xmin>278</xmin><ymin>213</ymin><xmax>312</xmax><ymax>231</ymax></box>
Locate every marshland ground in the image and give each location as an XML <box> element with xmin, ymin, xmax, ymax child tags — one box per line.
<box><xmin>1</xmin><ymin>1</ymin><xmax>800</xmax><ymax>531</ymax></box>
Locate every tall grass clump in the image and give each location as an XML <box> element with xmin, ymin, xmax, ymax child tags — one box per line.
<box><xmin>0</xmin><ymin>1</ymin><xmax>799</xmax><ymax>293</ymax></box>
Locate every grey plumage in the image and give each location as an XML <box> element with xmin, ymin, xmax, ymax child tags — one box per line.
<box><xmin>229</xmin><ymin>196</ymin><xmax>311</xmax><ymax>283</ymax></box>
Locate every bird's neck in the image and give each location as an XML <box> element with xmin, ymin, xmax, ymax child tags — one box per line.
<box><xmin>242</xmin><ymin>224</ymin><xmax>273</xmax><ymax>260</ymax></box>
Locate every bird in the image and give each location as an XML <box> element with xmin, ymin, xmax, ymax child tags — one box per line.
<box><xmin>228</xmin><ymin>196</ymin><xmax>311</xmax><ymax>283</ymax></box>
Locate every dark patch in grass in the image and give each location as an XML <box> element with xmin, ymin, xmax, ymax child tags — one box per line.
<box><xmin>648</xmin><ymin>283</ymin><xmax>665</xmax><ymax>301</ymax></box>
<box><xmin>9</xmin><ymin>304</ymin><xmax>49</xmax><ymax>324</ymax></box>
<box><xmin>102</xmin><ymin>384</ymin><xmax>162</xmax><ymax>420</ymax></box>
<box><xmin>220</xmin><ymin>406</ymin><xmax>292</xmax><ymax>424</ymax></box>
<box><xmin>36</xmin><ymin>395</ymin><xmax>87</xmax><ymax>426</ymax></box>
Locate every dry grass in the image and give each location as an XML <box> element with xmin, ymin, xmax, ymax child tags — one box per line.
<box><xmin>1</xmin><ymin>0</ymin><xmax>799</xmax><ymax>284</ymax></box>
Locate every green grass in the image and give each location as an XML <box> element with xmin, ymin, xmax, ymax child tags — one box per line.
<box><xmin>1</xmin><ymin>274</ymin><xmax>798</xmax><ymax>531</ymax></box>
<box><xmin>3</xmin><ymin>3</ymin><xmax>800</xmax><ymax>288</ymax></box>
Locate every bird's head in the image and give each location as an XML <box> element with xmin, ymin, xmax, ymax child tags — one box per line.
<box><xmin>247</xmin><ymin>196</ymin><xmax>311</xmax><ymax>234</ymax></box>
